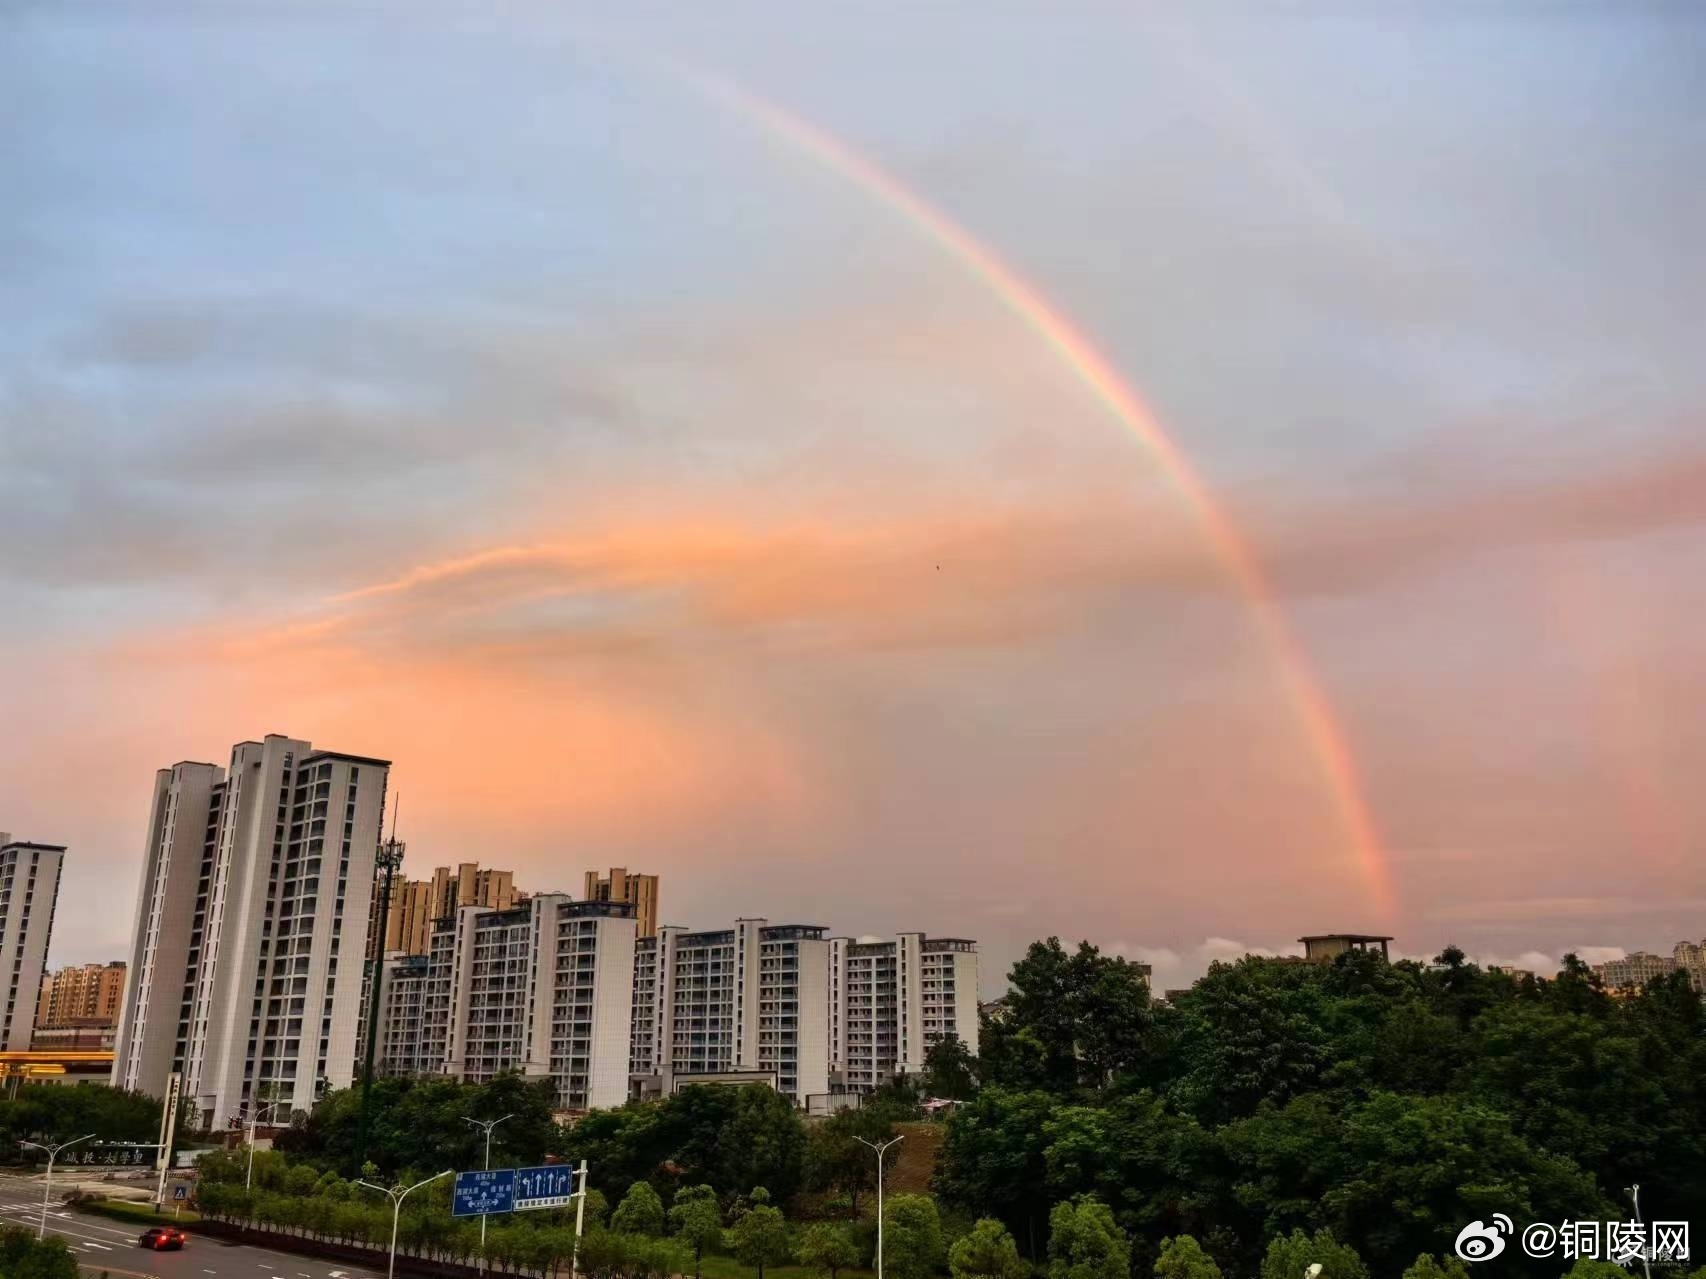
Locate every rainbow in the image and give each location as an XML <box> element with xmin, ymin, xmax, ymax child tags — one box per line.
<box><xmin>683</xmin><ymin>67</ymin><xmax>1397</xmax><ymax>921</ymax></box>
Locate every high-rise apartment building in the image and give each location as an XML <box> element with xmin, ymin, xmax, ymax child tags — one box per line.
<box><xmin>629</xmin><ymin>919</ymin><xmax>830</xmax><ymax>1103</ymax></box>
<box><xmin>370</xmin><ymin>895</ymin><xmax>636</xmax><ymax>1110</ymax></box>
<box><xmin>0</xmin><ymin>837</ymin><xmax>65</xmax><ymax>1053</ymax></box>
<box><xmin>1593</xmin><ymin>942</ymin><xmax>1706</xmax><ymax>994</ymax></box>
<box><xmin>111</xmin><ymin>736</ymin><xmax>390</xmax><ymax>1125</ymax></box>
<box><xmin>583</xmin><ymin>868</ymin><xmax>659</xmax><ymax>939</ymax></box>
<box><xmin>374</xmin><ymin>862</ymin><xmax>518</xmax><ymax>958</ymax></box>
<box><xmin>828</xmin><ymin>933</ymin><xmax>978</xmax><ymax>1092</ymax></box>
<box><xmin>35</xmin><ymin>960</ymin><xmax>126</xmax><ymax>1030</ymax></box>
<box><xmin>1595</xmin><ymin>950</ymin><xmax>1677</xmax><ymax>990</ymax></box>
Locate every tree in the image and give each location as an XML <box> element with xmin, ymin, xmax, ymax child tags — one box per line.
<box><xmin>561</xmin><ymin>1085</ymin><xmax>809</xmax><ymax>1203</ymax></box>
<box><xmin>949</xmin><ymin>1218</ymin><xmax>1028</xmax><ymax>1279</ymax></box>
<box><xmin>270</xmin><ymin>1072</ymin><xmax>562</xmax><ymax>1176</ymax></box>
<box><xmin>800</xmin><ymin>1223</ymin><xmax>862</xmax><ymax>1279</ymax></box>
<box><xmin>923</xmin><ymin>1035</ymin><xmax>979</xmax><ymax>1100</ymax></box>
<box><xmin>981</xmin><ymin>940</ymin><xmax>1153</xmax><ymax>1093</ymax></box>
<box><xmin>1046</xmin><ymin>1199</ymin><xmax>1129</xmax><ymax>1279</ymax></box>
<box><xmin>727</xmin><ymin>1188</ymin><xmax>791</xmax><ymax>1279</ymax></box>
<box><xmin>1559</xmin><ymin>1263</ymin><xmax>1631</xmax><ymax>1279</ymax></box>
<box><xmin>1401</xmin><ymin>1257</ymin><xmax>1470</xmax><ymax>1279</ymax></box>
<box><xmin>1258</xmin><ymin>1229</ymin><xmax>1368</xmax><ymax>1279</ymax></box>
<box><xmin>0</xmin><ymin>1082</ymin><xmax>166</xmax><ymax>1148</ymax></box>
<box><xmin>1154</xmin><ymin>1235</ymin><xmax>1222</xmax><ymax>1279</ymax></box>
<box><xmin>934</xmin><ymin>1088</ymin><xmax>1058</xmax><ymax>1256</ymax></box>
<box><xmin>884</xmin><ymin>1194</ymin><xmax>945</xmax><ymax>1279</ymax></box>
<box><xmin>0</xmin><ymin>1227</ymin><xmax>78</xmax><ymax>1279</ymax></box>
<box><xmin>670</xmin><ymin>1183</ymin><xmax>723</xmax><ymax>1279</ymax></box>
<box><xmin>612</xmin><ymin>1180</ymin><xmax>666</xmax><ymax>1237</ymax></box>
<box><xmin>805</xmin><ymin>1109</ymin><xmax>889</xmax><ymax>1212</ymax></box>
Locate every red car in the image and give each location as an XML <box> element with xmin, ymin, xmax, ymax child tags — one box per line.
<box><xmin>138</xmin><ymin>1226</ymin><xmax>188</xmax><ymax>1251</ymax></box>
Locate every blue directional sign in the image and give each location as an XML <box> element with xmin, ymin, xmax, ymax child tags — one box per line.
<box><xmin>514</xmin><ymin>1164</ymin><xmax>576</xmax><ymax>1212</ymax></box>
<box><xmin>452</xmin><ymin>1169</ymin><xmax>515</xmax><ymax>1218</ymax></box>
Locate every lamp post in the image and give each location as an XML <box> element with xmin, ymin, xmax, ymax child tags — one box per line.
<box><xmin>18</xmin><ymin>1134</ymin><xmax>96</xmax><ymax>1239</ymax></box>
<box><xmin>356</xmin><ymin>1169</ymin><xmax>453</xmax><ymax>1279</ymax></box>
<box><xmin>855</xmin><ymin>1135</ymin><xmax>904</xmax><ymax>1279</ymax></box>
<box><xmin>237</xmin><ymin>1097</ymin><xmax>288</xmax><ymax>1191</ymax></box>
<box><xmin>1626</xmin><ymin>1185</ymin><xmax>1654</xmax><ymax>1279</ymax></box>
<box><xmin>463</xmin><ymin>1113</ymin><xmax>514</xmax><ymax>1271</ymax></box>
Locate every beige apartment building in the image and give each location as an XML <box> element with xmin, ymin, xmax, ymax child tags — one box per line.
<box><xmin>36</xmin><ymin>960</ymin><xmax>126</xmax><ymax>1029</ymax></box>
<box><xmin>583</xmin><ymin>868</ymin><xmax>659</xmax><ymax>939</ymax></box>
<box><xmin>375</xmin><ymin>862</ymin><xmax>519</xmax><ymax>958</ymax></box>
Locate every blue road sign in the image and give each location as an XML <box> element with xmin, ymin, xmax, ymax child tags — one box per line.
<box><xmin>514</xmin><ymin>1164</ymin><xmax>576</xmax><ymax>1212</ymax></box>
<box><xmin>172</xmin><ymin>1185</ymin><xmax>188</xmax><ymax>1201</ymax></box>
<box><xmin>452</xmin><ymin>1168</ymin><xmax>515</xmax><ymax>1218</ymax></box>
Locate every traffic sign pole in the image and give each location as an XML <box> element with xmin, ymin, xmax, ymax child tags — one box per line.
<box><xmin>569</xmin><ymin>1160</ymin><xmax>588</xmax><ymax>1279</ymax></box>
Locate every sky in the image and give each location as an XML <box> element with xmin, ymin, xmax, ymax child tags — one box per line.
<box><xmin>3</xmin><ymin>1</ymin><xmax>1704</xmax><ymax>993</ymax></box>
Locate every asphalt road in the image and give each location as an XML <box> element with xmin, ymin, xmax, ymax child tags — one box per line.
<box><xmin>0</xmin><ymin>1173</ymin><xmax>383</xmax><ymax>1279</ymax></box>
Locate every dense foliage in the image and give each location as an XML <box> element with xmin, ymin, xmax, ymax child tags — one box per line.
<box><xmin>0</xmin><ymin>1226</ymin><xmax>79</xmax><ymax>1279</ymax></box>
<box><xmin>937</xmin><ymin>938</ymin><xmax>1706</xmax><ymax>1279</ymax></box>
<box><xmin>273</xmin><ymin>1072</ymin><xmax>561</xmax><ymax>1176</ymax></box>
<box><xmin>557</xmin><ymin>1083</ymin><xmax>811</xmax><ymax>1203</ymax></box>
<box><xmin>0</xmin><ymin>1082</ymin><xmax>172</xmax><ymax>1153</ymax></box>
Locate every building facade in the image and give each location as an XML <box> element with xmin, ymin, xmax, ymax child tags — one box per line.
<box><xmin>828</xmin><ymin>933</ymin><xmax>978</xmax><ymax>1093</ymax></box>
<box><xmin>35</xmin><ymin>960</ymin><xmax>126</xmax><ymax>1030</ymax></box>
<box><xmin>628</xmin><ymin>919</ymin><xmax>830</xmax><ymax>1103</ymax></box>
<box><xmin>1593</xmin><ymin>943</ymin><xmax>1706</xmax><ymax>993</ymax></box>
<box><xmin>369</xmin><ymin>895</ymin><xmax>637</xmax><ymax>1110</ymax></box>
<box><xmin>0</xmin><ymin>838</ymin><xmax>65</xmax><ymax>1053</ymax></box>
<box><xmin>111</xmin><ymin>736</ymin><xmax>391</xmax><ymax>1125</ymax></box>
<box><xmin>583</xmin><ymin>868</ymin><xmax>659</xmax><ymax>939</ymax></box>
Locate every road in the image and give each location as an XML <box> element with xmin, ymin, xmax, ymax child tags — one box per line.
<box><xmin>0</xmin><ymin>1172</ymin><xmax>383</xmax><ymax>1279</ymax></box>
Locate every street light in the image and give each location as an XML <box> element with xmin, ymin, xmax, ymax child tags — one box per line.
<box><xmin>18</xmin><ymin>1134</ymin><xmax>96</xmax><ymax>1240</ymax></box>
<box><xmin>1305</xmin><ymin>1266</ymin><xmax>1323</xmax><ymax>1279</ymax></box>
<box><xmin>234</xmin><ymin>1097</ymin><xmax>289</xmax><ymax>1191</ymax></box>
<box><xmin>463</xmin><ymin>1114</ymin><xmax>514</xmax><ymax>1272</ymax></box>
<box><xmin>855</xmin><ymin>1134</ymin><xmax>904</xmax><ymax>1279</ymax></box>
<box><xmin>1626</xmin><ymin>1185</ymin><xmax>1654</xmax><ymax>1279</ymax></box>
<box><xmin>356</xmin><ymin>1169</ymin><xmax>454</xmax><ymax>1279</ymax></box>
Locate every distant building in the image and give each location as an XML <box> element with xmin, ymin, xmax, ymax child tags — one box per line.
<box><xmin>368</xmin><ymin>896</ymin><xmax>637</xmax><ymax>1111</ymax></box>
<box><xmin>1670</xmin><ymin>940</ymin><xmax>1706</xmax><ymax>993</ymax></box>
<box><xmin>0</xmin><ymin>837</ymin><xmax>65</xmax><ymax>1053</ymax></box>
<box><xmin>1594</xmin><ymin>950</ymin><xmax>1678</xmax><ymax>991</ymax></box>
<box><xmin>584</xmin><ymin>868</ymin><xmax>659</xmax><ymax>939</ymax></box>
<box><xmin>112</xmin><ymin>736</ymin><xmax>391</xmax><ymax>1127</ymax></box>
<box><xmin>374</xmin><ymin>862</ymin><xmax>519</xmax><ymax>958</ymax></box>
<box><xmin>827</xmin><ymin>934</ymin><xmax>978</xmax><ymax>1093</ymax></box>
<box><xmin>1488</xmin><ymin>966</ymin><xmax>1537</xmax><ymax>982</ymax></box>
<box><xmin>630</xmin><ymin>919</ymin><xmax>829</xmax><ymax>1104</ymax></box>
<box><xmin>35</xmin><ymin>961</ymin><xmax>126</xmax><ymax>1033</ymax></box>
<box><xmin>1300</xmin><ymin>933</ymin><xmax>1392</xmax><ymax>963</ymax></box>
